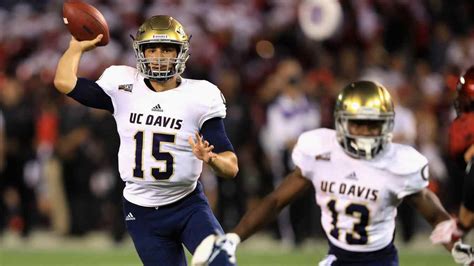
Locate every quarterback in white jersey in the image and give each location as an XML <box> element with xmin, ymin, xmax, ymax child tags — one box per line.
<box><xmin>54</xmin><ymin>15</ymin><xmax>238</xmax><ymax>266</ymax></box>
<box><xmin>192</xmin><ymin>81</ymin><xmax>454</xmax><ymax>266</ymax></box>
<box><xmin>95</xmin><ymin>65</ymin><xmax>227</xmax><ymax>207</ymax></box>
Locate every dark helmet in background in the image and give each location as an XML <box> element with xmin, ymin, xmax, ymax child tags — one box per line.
<box><xmin>455</xmin><ymin>66</ymin><xmax>474</xmax><ymax>116</ymax></box>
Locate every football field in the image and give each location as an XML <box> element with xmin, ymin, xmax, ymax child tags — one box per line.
<box><xmin>0</xmin><ymin>247</ymin><xmax>456</xmax><ymax>266</ymax></box>
<box><xmin>0</xmin><ymin>232</ymin><xmax>457</xmax><ymax>266</ymax></box>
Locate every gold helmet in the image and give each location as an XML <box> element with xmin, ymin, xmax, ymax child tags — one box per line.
<box><xmin>334</xmin><ymin>81</ymin><xmax>395</xmax><ymax>160</ymax></box>
<box><xmin>133</xmin><ymin>15</ymin><xmax>190</xmax><ymax>80</ymax></box>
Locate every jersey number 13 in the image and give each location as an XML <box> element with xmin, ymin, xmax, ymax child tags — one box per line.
<box><xmin>327</xmin><ymin>199</ymin><xmax>370</xmax><ymax>245</ymax></box>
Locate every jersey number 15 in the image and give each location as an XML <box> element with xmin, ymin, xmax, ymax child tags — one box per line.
<box><xmin>133</xmin><ymin>131</ymin><xmax>175</xmax><ymax>180</ymax></box>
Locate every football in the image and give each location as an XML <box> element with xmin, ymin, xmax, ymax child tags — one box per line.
<box><xmin>62</xmin><ymin>0</ymin><xmax>109</xmax><ymax>46</ymax></box>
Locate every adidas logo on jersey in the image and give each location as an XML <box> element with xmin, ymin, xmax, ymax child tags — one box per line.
<box><xmin>151</xmin><ymin>104</ymin><xmax>163</xmax><ymax>112</ymax></box>
<box><xmin>118</xmin><ymin>84</ymin><xmax>133</xmax><ymax>92</ymax></box>
<box><xmin>344</xmin><ymin>172</ymin><xmax>358</xmax><ymax>180</ymax></box>
<box><xmin>125</xmin><ymin>212</ymin><xmax>136</xmax><ymax>221</ymax></box>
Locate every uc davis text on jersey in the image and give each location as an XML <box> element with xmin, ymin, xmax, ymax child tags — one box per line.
<box><xmin>321</xmin><ymin>181</ymin><xmax>379</xmax><ymax>202</ymax></box>
<box><xmin>129</xmin><ymin>112</ymin><xmax>183</xmax><ymax>130</ymax></box>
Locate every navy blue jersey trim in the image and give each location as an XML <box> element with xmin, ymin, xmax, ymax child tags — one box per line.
<box><xmin>144</xmin><ymin>78</ymin><xmax>155</xmax><ymax>92</ymax></box>
<box><xmin>200</xmin><ymin>118</ymin><xmax>234</xmax><ymax>153</ymax></box>
<box><xmin>67</xmin><ymin>78</ymin><xmax>114</xmax><ymax>113</ymax></box>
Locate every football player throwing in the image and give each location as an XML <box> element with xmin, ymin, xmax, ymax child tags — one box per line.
<box><xmin>54</xmin><ymin>15</ymin><xmax>238</xmax><ymax>266</ymax></box>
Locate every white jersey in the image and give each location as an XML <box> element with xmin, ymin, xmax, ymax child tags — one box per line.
<box><xmin>96</xmin><ymin>65</ymin><xmax>226</xmax><ymax>207</ymax></box>
<box><xmin>292</xmin><ymin>128</ymin><xmax>429</xmax><ymax>252</ymax></box>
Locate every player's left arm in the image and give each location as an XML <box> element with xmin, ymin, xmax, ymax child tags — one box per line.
<box><xmin>405</xmin><ymin>188</ymin><xmax>450</xmax><ymax>227</ymax></box>
<box><xmin>406</xmin><ymin>188</ymin><xmax>454</xmax><ymax>250</ymax></box>
<box><xmin>206</xmin><ymin>150</ymin><xmax>238</xmax><ymax>179</ymax></box>
<box><xmin>189</xmin><ymin>118</ymin><xmax>238</xmax><ymax>179</ymax></box>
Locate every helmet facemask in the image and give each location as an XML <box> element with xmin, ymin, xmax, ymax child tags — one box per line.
<box><xmin>336</xmin><ymin>115</ymin><xmax>394</xmax><ymax>160</ymax></box>
<box><xmin>133</xmin><ymin>40</ymin><xmax>189</xmax><ymax>81</ymax></box>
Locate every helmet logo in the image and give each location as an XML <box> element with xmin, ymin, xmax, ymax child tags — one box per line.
<box><xmin>152</xmin><ymin>34</ymin><xmax>169</xmax><ymax>39</ymax></box>
<box><xmin>176</xmin><ymin>26</ymin><xmax>186</xmax><ymax>38</ymax></box>
<box><xmin>358</xmin><ymin>106</ymin><xmax>380</xmax><ymax>114</ymax></box>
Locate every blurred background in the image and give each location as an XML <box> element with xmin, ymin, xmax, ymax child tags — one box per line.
<box><xmin>0</xmin><ymin>0</ymin><xmax>473</xmax><ymax>264</ymax></box>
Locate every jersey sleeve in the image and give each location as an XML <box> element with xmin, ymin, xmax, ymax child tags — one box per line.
<box><xmin>380</xmin><ymin>144</ymin><xmax>429</xmax><ymax>199</ymax></box>
<box><xmin>198</xmin><ymin>84</ymin><xmax>226</xmax><ymax>128</ymax></box>
<box><xmin>292</xmin><ymin>129</ymin><xmax>335</xmax><ymax>179</ymax></box>
<box><xmin>97</xmin><ymin>66</ymin><xmax>121</xmax><ymax>92</ymax></box>
<box><xmin>394</xmin><ymin>164</ymin><xmax>429</xmax><ymax>199</ymax></box>
<box><xmin>292</xmin><ymin>134</ymin><xmax>313</xmax><ymax>179</ymax></box>
<box><xmin>94</xmin><ymin>65</ymin><xmax>128</xmax><ymax>115</ymax></box>
<box><xmin>200</xmin><ymin>118</ymin><xmax>234</xmax><ymax>153</ymax></box>
<box><xmin>67</xmin><ymin>78</ymin><xmax>114</xmax><ymax>113</ymax></box>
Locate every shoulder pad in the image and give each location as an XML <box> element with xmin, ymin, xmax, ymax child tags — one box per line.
<box><xmin>183</xmin><ymin>79</ymin><xmax>222</xmax><ymax>98</ymax></box>
<box><xmin>296</xmin><ymin>128</ymin><xmax>335</xmax><ymax>157</ymax></box>
<box><xmin>98</xmin><ymin>65</ymin><xmax>137</xmax><ymax>83</ymax></box>
<box><xmin>183</xmin><ymin>78</ymin><xmax>216</xmax><ymax>90</ymax></box>
<box><xmin>375</xmin><ymin>144</ymin><xmax>428</xmax><ymax>175</ymax></box>
<box><xmin>104</xmin><ymin>65</ymin><xmax>136</xmax><ymax>76</ymax></box>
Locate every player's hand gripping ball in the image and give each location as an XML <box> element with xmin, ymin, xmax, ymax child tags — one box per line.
<box><xmin>62</xmin><ymin>0</ymin><xmax>109</xmax><ymax>46</ymax></box>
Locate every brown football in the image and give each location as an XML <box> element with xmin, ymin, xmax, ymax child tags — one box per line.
<box><xmin>62</xmin><ymin>0</ymin><xmax>109</xmax><ymax>46</ymax></box>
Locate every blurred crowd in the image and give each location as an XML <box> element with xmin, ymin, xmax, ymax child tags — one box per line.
<box><xmin>0</xmin><ymin>0</ymin><xmax>473</xmax><ymax>247</ymax></box>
